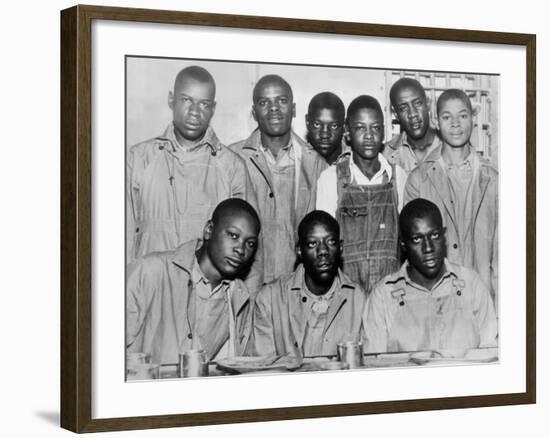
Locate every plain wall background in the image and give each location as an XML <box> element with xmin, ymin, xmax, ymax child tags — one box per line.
<box><xmin>0</xmin><ymin>0</ymin><xmax>545</xmax><ymax>437</ymax></box>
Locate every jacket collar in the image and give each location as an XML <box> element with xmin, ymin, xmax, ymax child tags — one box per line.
<box><xmin>159</xmin><ymin>123</ymin><xmax>223</xmax><ymax>155</ymax></box>
<box><xmin>242</xmin><ymin>128</ymin><xmax>312</xmax><ymax>153</ymax></box>
<box><xmin>385</xmin><ymin>259</ymin><xmax>459</xmax><ymax>291</ymax></box>
<box><xmin>288</xmin><ymin>265</ymin><xmax>355</xmax><ymax>349</ymax></box>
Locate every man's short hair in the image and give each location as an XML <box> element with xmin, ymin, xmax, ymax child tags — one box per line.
<box><xmin>307</xmin><ymin>92</ymin><xmax>345</xmax><ymax>121</ymax></box>
<box><xmin>211</xmin><ymin>198</ymin><xmax>260</xmax><ymax>230</ymax></box>
<box><xmin>252</xmin><ymin>74</ymin><xmax>293</xmax><ymax>102</ymax></box>
<box><xmin>436</xmin><ymin>88</ymin><xmax>473</xmax><ymax>116</ymax></box>
<box><xmin>298</xmin><ymin>210</ymin><xmax>340</xmax><ymax>243</ymax></box>
<box><xmin>174</xmin><ymin>65</ymin><xmax>216</xmax><ymax>95</ymax></box>
<box><xmin>389</xmin><ymin>77</ymin><xmax>427</xmax><ymax>107</ymax></box>
<box><xmin>399</xmin><ymin>198</ymin><xmax>443</xmax><ymax>239</ymax></box>
<box><xmin>346</xmin><ymin>95</ymin><xmax>384</xmax><ymax>122</ymax></box>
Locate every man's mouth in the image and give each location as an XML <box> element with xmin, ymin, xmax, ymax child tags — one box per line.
<box><xmin>225</xmin><ymin>257</ymin><xmax>243</xmax><ymax>268</ymax></box>
<box><xmin>316</xmin><ymin>261</ymin><xmax>333</xmax><ymax>271</ymax></box>
<box><xmin>423</xmin><ymin>258</ymin><xmax>438</xmax><ymax>268</ymax></box>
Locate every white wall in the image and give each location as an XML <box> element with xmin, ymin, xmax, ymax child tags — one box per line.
<box><xmin>0</xmin><ymin>0</ymin><xmax>546</xmax><ymax>437</ymax></box>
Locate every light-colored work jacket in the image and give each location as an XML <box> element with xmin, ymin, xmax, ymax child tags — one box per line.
<box><xmin>126</xmin><ymin>240</ymin><xmax>253</xmax><ymax>364</ymax></box>
<box><xmin>403</xmin><ymin>145</ymin><xmax>499</xmax><ymax>303</ymax></box>
<box><xmin>230</xmin><ymin>129</ymin><xmax>327</xmax><ymax>283</ymax></box>
<box><xmin>253</xmin><ymin>265</ymin><xmax>367</xmax><ymax>357</ymax></box>
<box><xmin>363</xmin><ymin>260</ymin><xmax>498</xmax><ymax>353</ymax></box>
<box><xmin>127</xmin><ymin>124</ymin><xmax>263</xmax><ymax>291</ymax></box>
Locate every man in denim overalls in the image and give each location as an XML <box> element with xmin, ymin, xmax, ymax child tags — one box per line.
<box><xmin>317</xmin><ymin>95</ymin><xmax>407</xmax><ymax>295</ymax></box>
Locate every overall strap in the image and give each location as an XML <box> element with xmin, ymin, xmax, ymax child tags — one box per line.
<box><xmin>335</xmin><ymin>155</ymin><xmax>351</xmax><ymax>202</ymax></box>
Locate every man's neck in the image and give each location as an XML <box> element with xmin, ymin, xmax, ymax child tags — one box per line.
<box><xmin>353</xmin><ymin>153</ymin><xmax>381</xmax><ymax>180</ymax></box>
<box><xmin>407</xmin><ymin>127</ymin><xmax>435</xmax><ymax>152</ymax></box>
<box><xmin>441</xmin><ymin>142</ymin><xmax>470</xmax><ymax>166</ymax></box>
<box><xmin>304</xmin><ymin>273</ymin><xmax>334</xmax><ymax>296</ymax></box>
<box><xmin>260</xmin><ymin>131</ymin><xmax>292</xmax><ymax>158</ymax></box>
<box><xmin>407</xmin><ymin>263</ymin><xmax>446</xmax><ymax>291</ymax></box>
<box><xmin>173</xmin><ymin>126</ymin><xmax>206</xmax><ymax>150</ymax></box>
<box><xmin>326</xmin><ymin>146</ymin><xmax>342</xmax><ymax>165</ymax></box>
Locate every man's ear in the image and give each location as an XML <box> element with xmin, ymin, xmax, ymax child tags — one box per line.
<box><xmin>168</xmin><ymin>91</ymin><xmax>175</xmax><ymax>111</ymax></box>
<box><xmin>203</xmin><ymin>220</ymin><xmax>214</xmax><ymax>241</ymax></box>
<box><xmin>305</xmin><ymin>113</ymin><xmax>310</xmax><ymax>128</ymax></box>
<box><xmin>344</xmin><ymin>122</ymin><xmax>351</xmax><ymax>143</ymax></box>
<box><xmin>292</xmin><ymin>102</ymin><xmax>296</xmax><ymax>119</ymax></box>
<box><xmin>472</xmin><ymin>102</ymin><xmax>481</xmax><ymax>118</ymax></box>
<box><xmin>339</xmin><ymin>239</ymin><xmax>344</xmax><ymax>255</ymax></box>
<box><xmin>251</xmin><ymin>106</ymin><xmax>257</xmax><ymax>123</ymax></box>
<box><xmin>399</xmin><ymin>239</ymin><xmax>407</xmax><ymax>254</ymax></box>
<box><xmin>295</xmin><ymin>243</ymin><xmax>302</xmax><ymax>261</ymax></box>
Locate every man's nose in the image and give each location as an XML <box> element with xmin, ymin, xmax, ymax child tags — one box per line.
<box><xmin>234</xmin><ymin>241</ymin><xmax>245</xmax><ymax>256</ymax></box>
<box><xmin>422</xmin><ymin>237</ymin><xmax>434</xmax><ymax>253</ymax></box>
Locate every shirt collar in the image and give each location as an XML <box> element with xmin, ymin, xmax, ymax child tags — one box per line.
<box><xmin>290</xmin><ymin>264</ymin><xmax>355</xmax><ymax>292</ymax></box>
<box><xmin>346</xmin><ymin>151</ymin><xmax>393</xmax><ymax>181</ymax></box>
<box><xmin>386</xmin><ymin>259</ymin><xmax>458</xmax><ymax>292</ymax></box>
<box><xmin>190</xmin><ymin>255</ymin><xmax>230</xmax><ymax>298</ymax></box>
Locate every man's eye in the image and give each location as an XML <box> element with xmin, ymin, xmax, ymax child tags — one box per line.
<box><xmin>307</xmin><ymin>241</ymin><xmax>316</xmax><ymax>248</ymax></box>
<box><xmin>330</xmin><ymin>123</ymin><xmax>340</xmax><ymax>130</ymax></box>
<box><xmin>414</xmin><ymin>100</ymin><xmax>424</xmax><ymax>107</ymax></box>
<box><xmin>247</xmin><ymin>240</ymin><xmax>257</xmax><ymax>248</ymax></box>
<box><xmin>431</xmin><ymin>232</ymin><xmax>440</xmax><ymax>240</ymax></box>
<box><xmin>398</xmin><ymin>106</ymin><xmax>409</xmax><ymax>114</ymax></box>
<box><xmin>200</xmin><ymin>102</ymin><xmax>211</xmax><ymax>109</ymax></box>
<box><xmin>279</xmin><ymin>97</ymin><xmax>288</xmax><ymax>104</ymax></box>
<box><xmin>372</xmin><ymin>125</ymin><xmax>381</xmax><ymax>132</ymax></box>
<box><xmin>313</xmin><ymin>121</ymin><xmax>321</xmax><ymax>129</ymax></box>
<box><xmin>461</xmin><ymin>114</ymin><xmax>469</xmax><ymax>119</ymax></box>
<box><xmin>441</xmin><ymin>115</ymin><xmax>450</xmax><ymax>121</ymax></box>
<box><xmin>411</xmin><ymin>236</ymin><xmax>421</xmax><ymax>244</ymax></box>
<box><xmin>227</xmin><ymin>232</ymin><xmax>238</xmax><ymax>239</ymax></box>
<box><xmin>327</xmin><ymin>238</ymin><xmax>337</xmax><ymax>246</ymax></box>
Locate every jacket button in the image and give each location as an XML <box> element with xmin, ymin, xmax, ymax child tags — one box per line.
<box><xmin>187</xmin><ymin>333</ymin><xmax>193</xmax><ymax>339</ymax></box>
<box><xmin>135</xmin><ymin>227</ymin><xmax>140</xmax><ymax>233</ymax></box>
<box><xmin>269</xmin><ymin>192</ymin><xmax>274</xmax><ymax>198</ymax></box>
<box><xmin>456</xmin><ymin>290</ymin><xmax>462</xmax><ymax>296</ymax></box>
<box><xmin>302</xmin><ymin>297</ymin><xmax>307</xmax><ymax>303</ymax></box>
<box><xmin>294</xmin><ymin>342</ymin><xmax>298</xmax><ymax>348</ymax></box>
<box><xmin>453</xmin><ymin>243</ymin><xmax>458</xmax><ymax>249</ymax></box>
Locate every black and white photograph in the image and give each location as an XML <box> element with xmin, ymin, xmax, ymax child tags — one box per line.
<box><xmin>125</xmin><ymin>56</ymin><xmax>500</xmax><ymax>380</ymax></box>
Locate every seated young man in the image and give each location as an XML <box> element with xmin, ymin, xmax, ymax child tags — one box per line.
<box><xmin>363</xmin><ymin>198</ymin><xmax>497</xmax><ymax>354</ymax></box>
<box><xmin>126</xmin><ymin>198</ymin><xmax>260</xmax><ymax>365</ymax></box>
<box><xmin>253</xmin><ymin>210</ymin><xmax>367</xmax><ymax>357</ymax></box>
<box><xmin>305</xmin><ymin>91</ymin><xmax>346</xmax><ymax>165</ymax></box>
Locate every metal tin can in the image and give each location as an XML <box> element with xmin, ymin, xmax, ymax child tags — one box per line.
<box><xmin>337</xmin><ymin>341</ymin><xmax>364</xmax><ymax>369</ymax></box>
<box><xmin>178</xmin><ymin>349</ymin><xmax>209</xmax><ymax>378</ymax></box>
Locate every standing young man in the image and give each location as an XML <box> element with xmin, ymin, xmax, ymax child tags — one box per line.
<box><xmin>384</xmin><ymin>77</ymin><xmax>441</xmax><ymax>173</ymax></box>
<box><xmin>127</xmin><ymin>65</ymin><xmax>262</xmax><ymax>289</ymax></box>
<box><xmin>230</xmin><ymin>74</ymin><xmax>327</xmax><ymax>283</ymax></box>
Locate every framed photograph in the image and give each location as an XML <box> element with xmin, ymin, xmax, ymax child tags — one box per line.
<box><xmin>60</xmin><ymin>4</ymin><xmax>536</xmax><ymax>433</ymax></box>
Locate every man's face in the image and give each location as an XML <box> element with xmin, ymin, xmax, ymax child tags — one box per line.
<box><xmin>252</xmin><ymin>81</ymin><xmax>295</xmax><ymax>138</ymax></box>
<box><xmin>297</xmin><ymin>222</ymin><xmax>341</xmax><ymax>286</ymax></box>
<box><xmin>169</xmin><ymin>77</ymin><xmax>216</xmax><ymax>141</ymax></box>
<box><xmin>205</xmin><ymin>212</ymin><xmax>259</xmax><ymax>280</ymax></box>
<box><xmin>346</xmin><ymin>108</ymin><xmax>384</xmax><ymax>161</ymax></box>
<box><xmin>402</xmin><ymin>215</ymin><xmax>446</xmax><ymax>283</ymax></box>
<box><xmin>393</xmin><ymin>85</ymin><xmax>430</xmax><ymax>140</ymax></box>
<box><xmin>437</xmin><ymin>98</ymin><xmax>473</xmax><ymax>148</ymax></box>
<box><xmin>306</xmin><ymin>108</ymin><xmax>344</xmax><ymax>159</ymax></box>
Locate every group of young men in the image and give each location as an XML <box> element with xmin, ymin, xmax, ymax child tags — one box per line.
<box><xmin>126</xmin><ymin>65</ymin><xmax>498</xmax><ymax>368</ymax></box>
